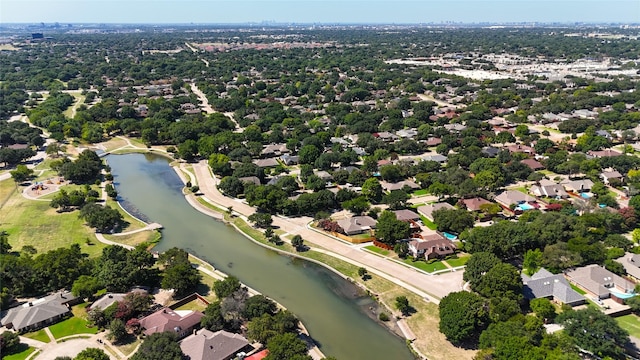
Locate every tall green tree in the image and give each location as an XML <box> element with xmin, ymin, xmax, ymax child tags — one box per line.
<box><xmin>439</xmin><ymin>291</ymin><xmax>489</xmax><ymax>344</ymax></box>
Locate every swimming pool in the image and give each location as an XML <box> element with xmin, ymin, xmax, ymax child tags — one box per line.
<box><xmin>610</xmin><ymin>290</ymin><xmax>636</xmax><ymax>299</ymax></box>
<box><xmin>580</xmin><ymin>192</ymin><xmax>592</xmax><ymax>199</ymax></box>
<box><xmin>443</xmin><ymin>232</ymin><xmax>457</xmax><ymax>241</ymax></box>
<box><xmin>516</xmin><ymin>202</ymin><xmax>535</xmax><ymax>211</ymax></box>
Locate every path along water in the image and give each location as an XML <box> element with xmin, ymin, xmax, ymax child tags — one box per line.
<box><xmin>107</xmin><ymin>153</ymin><xmax>413</xmax><ymax>360</ymax></box>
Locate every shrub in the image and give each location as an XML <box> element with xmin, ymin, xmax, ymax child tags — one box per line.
<box><xmin>379</xmin><ymin>312</ymin><xmax>389</xmax><ymax>322</ymax></box>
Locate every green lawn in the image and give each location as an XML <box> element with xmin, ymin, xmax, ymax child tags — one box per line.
<box><xmin>419</xmin><ymin>215</ymin><xmax>438</xmax><ymax>230</ymax></box>
<box><xmin>570</xmin><ymin>283</ymin><xmax>587</xmax><ymax>295</ymax></box>
<box><xmin>444</xmin><ymin>255</ymin><xmax>470</xmax><ymax>268</ymax></box>
<box><xmin>616</xmin><ymin>314</ymin><xmax>640</xmax><ymax>338</ymax></box>
<box><xmin>364</xmin><ymin>245</ymin><xmax>390</xmax><ymax>256</ymax></box>
<box><xmin>48</xmin><ymin>316</ymin><xmax>99</xmax><ymax>339</ymax></box>
<box><xmin>174</xmin><ymin>299</ymin><xmax>209</xmax><ymax>312</ymax></box>
<box><xmin>2</xmin><ymin>344</ymin><xmax>36</xmax><ymax>360</ymax></box>
<box><xmin>412</xmin><ymin>189</ymin><xmax>429</xmax><ymax>196</ymax></box>
<box><xmin>403</xmin><ymin>258</ymin><xmax>448</xmax><ymax>273</ymax></box>
<box><xmin>1</xmin><ymin>188</ymin><xmax>106</xmax><ymax>257</ymax></box>
<box><xmin>22</xmin><ymin>329</ymin><xmax>50</xmax><ymax>343</ymax></box>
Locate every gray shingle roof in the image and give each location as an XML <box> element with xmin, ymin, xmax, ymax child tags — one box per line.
<box><xmin>1</xmin><ymin>291</ymin><xmax>76</xmax><ymax>331</ymax></box>
<box><xmin>180</xmin><ymin>329</ymin><xmax>252</xmax><ymax>360</ymax></box>
<box><xmin>522</xmin><ymin>268</ymin><xmax>585</xmax><ymax>306</ymax></box>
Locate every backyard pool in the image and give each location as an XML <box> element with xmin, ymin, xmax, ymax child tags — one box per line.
<box><xmin>516</xmin><ymin>202</ymin><xmax>535</xmax><ymax>211</ymax></box>
<box><xmin>443</xmin><ymin>232</ymin><xmax>458</xmax><ymax>241</ymax></box>
<box><xmin>580</xmin><ymin>192</ymin><xmax>592</xmax><ymax>199</ymax></box>
<box><xmin>610</xmin><ymin>290</ymin><xmax>636</xmax><ymax>300</ymax></box>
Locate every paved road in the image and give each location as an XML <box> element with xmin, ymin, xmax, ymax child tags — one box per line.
<box><xmin>191</xmin><ymin>161</ymin><xmax>464</xmax><ymax>302</ymax></box>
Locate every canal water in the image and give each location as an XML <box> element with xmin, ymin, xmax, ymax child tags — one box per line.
<box><xmin>107</xmin><ymin>153</ymin><xmax>414</xmax><ymax>360</ymax></box>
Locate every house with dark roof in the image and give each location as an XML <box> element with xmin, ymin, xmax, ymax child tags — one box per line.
<box><xmin>335</xmin><ymin>216</ymin><xmax>377</xmax><ymax>236</ymax></box>
<box><xmin>88</xmin><ymin>293</ymin><xmax>127</xmax><ymax>311</ymax></box>
<box><xmin>1</xmin><ymin>291</ymin><xmax>78</xmax><ymax>333</ymax></box>
<box><xmin>180</xmin><ymin>329</ymin><xmax>254</xmax><ymax>360</ymax></box>
<box><xmin>280</xmin><ymin>154</ymin><xmax>299</xmax><ymax>166</ymax></box>
<box><xmin>139</xmin><ymin>307</ymin><xmax>204</xmax><ymax>339</ymax></box>
<box><xmin>238</xmin><ymin>176</ymin><xmax>261</xmax><ymax>186</ymax></box>
<box><xmin>522</xmin><ymin>268</ymin><xmax>585</xmax><ymax>306</ymax></box>
<box><xmin>481</xmin><ymin>146</ymin><xmax>500</xmax><ymax>158</ymax></box>
<box><xmin>565</xmin><ymin>264</ymin><xmax>635</xmax><ymax>301</ymax></box>
<box><xmin>407</xmin><ymin>234</ymin><xmax>456</xmax><ymax>260</ymax></box>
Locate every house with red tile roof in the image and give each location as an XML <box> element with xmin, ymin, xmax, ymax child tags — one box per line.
<box><xmin>139</xmin><ymin>307</ymin><xmax>204</xmax><ymax>339</ymax></box>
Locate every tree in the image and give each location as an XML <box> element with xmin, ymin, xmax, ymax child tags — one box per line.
<box><xmin>130</xmin><ymin>332</ymin><xmax>183</xmax><ymax>360</ymax></box>
<box><xmin>475</xmin><ymin>262</ymin><xmax>523</xmax><ymax>301</ymax></box>
<box><xmin>530</xmin><ymin>298</ymin><xmax>556</xmax><ymax>323</ymax></box>
<box><xmin>71</xmin><ymin>275</ymin><xmax>102</xmax><ymax>299</ymax></box>
<box><xmin>341</xmin><ymin>196</ymin><xmax>370</xmax><ymax>215</ymax></box>
<box><xmin>395</xmin><ymin>296</ymin><xmax>412</xmax><ymax>316</ymax></box>
<box><xmin>375</xmin><ymin>211</ymin><xmax>410</xmax><ymax>245</ymax></box>
<box><xmin>0</xmin><ymin>331</ymin><xmax>19</xmax><ymax>352</ymax></box>
<box><xmin>265</xmin><ymin>333</ymin><xmax>312</xmax><ymax>360</ymax></box>
<box><xmin>209</xmin><ymin>153</ymin><xmax>232</xmax><ymax>176</ymax></box>
<box><xmin>463</xmin><ymin>252</ymin><xmax>501</xmax><ymax>290</ymax></box>
<box><xmin>357</xmin><ymin>267</ymin><xmax>368</xmax><ymax>280</ymax></box>
<box><xmin>201</xmin><ymin>301</ymin><xmax>226</xmax><ymax>332</ymax></box>
<box><xmin>523</xmin><ymin>249</ymin><xmax>543</xmax><ymax>275</ymax></box>
<box><xmin>291</xmin><ymin>235</ymin><xmax>304</xmax><ymax>251</ymax></box>
<box><xmin>107</xmin><ymin>318</ymin><xmax>127</xmax><ymax>344</ymax></box>
<box><xmin>79</xmin><ymin>203</ymin><xmax>124</xmax><ymax>233</ymax></box>
<box><xmin>213</xmin><ymin>276</ymin><xmax>241</xmax><ymax>299</ymax></box>
<box><xmin>248</xmin><ymin>212</ymin><xmax>273</xmax><ymax>228</ymax></box>
<box><xmin>432</xmin><ymin>208</ymin><xmax>474</xmax><ymax>234</ymax></box>
<box><xmin>74</xmin><ymin>348</ymin><xmax>110</xmax><ymax>360</ymax></box>
<box><xmin>243</xmin><ymin>295</ymin><xmax>277</xmax><ymax>320</ymax></box>
<box><xmin>439</xmin><ymin>291</ymin><xmax>489</xmax><ymax>344</ymax></box>
<box><xmin>557</xmin><ymin>307</ymin><xmax>629</xmax><ymax>359</ymax></box>
<box><xmin>10</xmin><ymin>165</ymin><xmax>33</xmax><ymax>183</ymax></box>
<box><xmin>361</xmin><ymin>178</ymin><xmax>383</xmax><ymax>202</ymax></box>
<box><xmin>161</xmin><ymin>262</ymin><xmax>201</xmax><ymax>297</ymax></box>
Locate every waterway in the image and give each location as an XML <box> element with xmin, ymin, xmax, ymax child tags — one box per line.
<box><xmin>107</xmin><ymin>153</ymin><xmax>414</xmax><ymax>360</ymax></box>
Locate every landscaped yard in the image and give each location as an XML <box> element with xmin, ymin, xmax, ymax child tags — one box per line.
<box><xmin>22</xmin><ymin>329</ymin><xmax>50</xmax><ymax>343</ymax></box>
<box><xmin>403</xmin><ymin>258</ymin><xmax>448</xmax><ymax>273</ymax></box>
<box><xmin>364</xmin><ymin>245</ymin><xmax>391</xmax><ymax>256</ymax></box>
<box><xmin>419</xmin><ymin>215</ymin><xmax>438</xmax><ymax>230</ymax></box>
<box><xmin>3</xmin><ymin>344</ymin><xmax>36</xmax><ymax>360</ymax></box>
<box><xmin>616</xmin><ymin>314</ymin><xmax>640</xmax><ymax>338</ymax></box>
<box><xmin>570</xmin><ymin>283</ymin><xmax>587</xmax><ymax>295</ymax></box>
<box><xmin>412</xmin><ymin>189</ymin><xmax>429</xmax><ymax>196</ymax></box>
<box><xmin>48</xmin><ymin>316</ymin><xmax>99</xmax><ymax>339</ymax></box>
<box><xmin>444</xmin><ymin>255</ymin><xmax>470</xmax><ymax>268</ymax></box>
<box><xmin>174</xmin><ymin>298</ymin><xmax>209</xmax><ymax>312</ymax></box>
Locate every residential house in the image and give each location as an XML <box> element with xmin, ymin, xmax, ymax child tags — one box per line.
<box><xmin>314</xmin><ymin>170</ymin><xmax>334</xmax><ymax>182</ymax></box>
<box><xmin>425</xmin><ymin>137</ymin><xmax>442</xmax><ymax>147</ymax></box>
<box><xmin>335</xmin><ymin>216</ymin><xmax>377</xmax><ymax>236</ymax></box>
<box><xmin>180</xmin><ymin>329</ymin><xmax>254</xmax><ymax>360</ymax></box>
<box><xmin>507</xmin><ymin>144</ymin><xmax>535</xmax><ymax>155</ymax></box>
<box><xmin>615</xmin><ymin>253</ymin><xmax>640</xmax><ymax>281</ymax></box>
<box><xmin>1</xmin><ymin>291</ymin><xmax>78</xmax><ymax>333</ymax></box>
<box><xmin>420</xmin><ymin>154</ymin><xmax>448</xmax><ymax>163</ymax></box>
<box><xmin>520</xmin><ymin>158</ymin><xmax>545</xmax><ymax>171</ymax></box>
<box><xmin>561</xmin><ymin>179</ymin><xmax>594</xmax><ymax>193</ymax></box>
<box><xmin>392</xmin><ymin>209</ymin><xmax>420</xmax><ymax>222</ymax></box>
<box><xmin>252</xmin><ymin>158</ymin><xmax>280</xmax><ymax>168</ymax></box>
<box><xmin>417</xmin><ymin>202</ymin><xmax>455</xmax><ymax>222</ymax></box>
<box><xmin>373</xmin><ymin>131</ymin><xmax>399</xmax><ymax>142</ymax></box>
<box><xmin>139</xmin><ymin>307</ymin><xmax>204</xmax><ymax>339</ymax></box>
<box><xmin>522</xmin><ymin>268</ymin><xmax>585</xmax><ymax>306</ymax></box>
<box><xmin>601</xmin><ymin>170</ymin><xmax>623</xmax><ymax>185</ymax></box>
<box><xmin>89</xmin><ymin>293</ymin><xmax>127</xmax><ymax>311</ymax></box>
<box><xmin>595</xmin><ymin>130</ymin><xmax>614</xmax><ymax>140</ymax></box>
<box><xmin>587</xmin><ymin>149</ymin><xmax>622</xmax><ymax>158</ymax></box>
<box><xmin>396</xmin><ymin>129</ymin><xmax>418</xmax><ymax>139</ymax></box>
<box><xmin>280</xmin><ymin>154</ymin><xmax>299</xmax><ymax>166</ymax></box>
<box><xmin>407</xmin><ymin>233</ymin><xmax>456</xmax><ymax>260</ymax></box>
<box><xmin>494</xmin><ymin>190</ymin><xmax>536</xmax><ymax>208</ymax></box>
<box><xmin>565</xmin><ymin>264</ymin><xmax>635</xmax><ymax>301</ymax></box>
<box><xmin>444</xmin><ymin>123</ymin><xmax>467</xmax><ymax>132</ymax></box>
<box><xmin>481</xmin><ymin>146</ymin><xmax>500</xmax><ymax>158</ymax></box>
<box><xmin>380</xmin><ymin>180</ymin><xmax>420</xmax><ymax>192</ymax></box>
<box><xmin>261</xmin><ymin>144</ymin><xmax>289</xmax><ymax>158</ymax></box>
<box><xmin>530</xmin><ymin>179</ymin><xmax>569</xmax><ymax>199</ymax></box>
<box><xmin>459</xmin><ymin>197</ymin><xmax>492</xmax><ymax>212</ymax></box>
<box><xmin>238</xmin><ymin>176</ymin><xmax>261</xmax><ymax>186</ymax></box>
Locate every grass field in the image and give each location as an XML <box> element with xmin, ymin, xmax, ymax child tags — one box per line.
<box><xmin>105</xmin><ymin>197</ymin><xmax>147</xmax><ymax>232</ymax></box>
<box><xmin>48</xmin><ymin>316</ymin><xmax>99</xmax><ymax>339</ymax></box>
<box><xmin>616</xmin><ymin>314</ymin><xmax>640</xmax><ymax>338</ymax></box>
<box><xmin>1</xmin><ymin>184</ymin><xmax>106</xmax><ymax>257</ymax></box>
<box><xmin>175</xmin><ymin>298</ymin><xmax>209</xmax><ymax>312</ymax></box>
<box><xmin>2</xmin><ymin>345</ymin><xmax>35</xmax><ymax>360</ymax></box>
<box><xmin>62</xmin><ymin>91</ymin><xmax>86</xmax><ymax>118</ymax></box>
<box><xmin>103</xmin><ymin>230</ymin><xmax>161</xmax><ymax>247</ymax></box>
<box><xmin>22</xmin><ymin>329</ymin><xmax>51</xmax><ymax>343</ymax></box>
<box><xmin>403</xmin><ymin>258</ymin><xmax>448</xmax><ymax>273</ymax></box>
<box><xmin>419</xmin><ymin>215</ymin><xmax>438</xmax><ymax>230</ymax></box>
<box><xmin>364</xmin><ymin>245</ymin><xmax>390</xmax><ymax>256</ymax></box>
<box><xmin>412</xmin><ymin>189</ymin><xmax>429</xmax><ymax>196</ymax></box>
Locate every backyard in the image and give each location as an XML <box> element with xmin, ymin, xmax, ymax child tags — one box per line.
<box><xmin>616</xmin><ymin>314</ymin><xmax>640</xmax><ymax>339</ymax></box>
<box><xmin>2</xmin><ymin>344</ymin><xmax>36</xmax><ymax>360</ymax></box>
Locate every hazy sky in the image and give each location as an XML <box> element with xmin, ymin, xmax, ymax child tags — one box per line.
<box><xmin>1</xmin><ymin>0</ymin><xmax>638</xmax><ymax>24</ymax></box>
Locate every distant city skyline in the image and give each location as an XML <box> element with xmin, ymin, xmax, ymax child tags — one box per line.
<box><xmin>1</xmin><ymin>0</ymin><xmax>638</xmax><ymax>25</ymax></box>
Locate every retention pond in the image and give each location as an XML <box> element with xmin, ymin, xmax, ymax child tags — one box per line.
<box><xmin>107</xmin><ymin>153</ymin><xmax>413</xmax><ymax>360</ymax></box>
